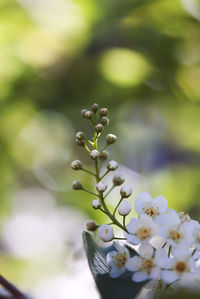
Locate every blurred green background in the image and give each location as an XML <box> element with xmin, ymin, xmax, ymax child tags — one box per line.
<box><xmin>0</xmin><ymin>0</ymin><xmax>200</xmax><ymax>298</ymax></box>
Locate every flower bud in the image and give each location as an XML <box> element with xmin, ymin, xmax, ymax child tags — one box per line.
<box><xmin>85</xmin><ymin>111</ymin><xmax>93</xmax><ymax>119</ymax></box>
<box><xmin>76</xmin><ymin>131</ymin><xmax>85</xmax><ymax>140</ymax></box>
<box><xmin>100</xmin><ymin>117</ymin><xmax>109</xmax><ymax>126</ymax></box>
<box><xmin>72</xmin><ymin>180</ymin><xmax>83</xmax><ymax>190</ymax></box>
<box><xmin>71</xmin><ymin>160</ymin><xmax>82</xmax><ymax>170</ymax></box>
<box><xmin>120</xmin><ymin>185</ymin><xmax>133</xmax><ymax>198</ymax></box>
<box><xmin>96</xmin><ymin>181</ymin><xmax>107</xmax><ymax>192</ymax></box>
<box><xmin>106</xmin><ymin>134</ymin><xmax>117</xmax><ymax>145</ymax></box>
<box><xmin>99</xmin><ymin>108</ymin><xmax>108</xmax><ymax>117</ymax></box>
<box><xmin>113</xmin><ymin>174</ymin><xmax>125</xmax><ymax>186</ymax></box>
<box><xmin>85</xmin><ymin>220</ymin><xmax>98</xmax><ymax>231</ymax></box>
<box><xmin>90</xmin><ymin>150</ymin><xmax>100</xmax><ymax>160</ymax></box>
<box><xmin>107</xmin><ymin>160</ymin><xmax>118</xmax><ymax>171</ymax></box>
<box><xmin>92</xmin><ymin>103</ymin><xmax>99</xmax><ymax>112</ymax></box>
<box><xmin>98</xmin><ymin>224</ymin><xmax>113</xmax><ymax>242</ymax></box>
<box><xmin>81</xmin><ymin>109</ymin><xmax>87</xmax><ymax>118</ymax></box>
<box><xmin>95</xmin><ymin>123</ymin><xmax>103</xmax><ymax>133</ymax></box>
<box><xmin>92</xmin><ymin>199</ymin><xmax>101</xmax><ymax>209</ymax></box>
<box><xmin>76</xmin><ymin>138</ymin><xmax>85</xmax><ymax>146</ymax></box>
<box><xmin>118</xmin><ymin>200</ymin><xmax>132</xmax><ymax>216</ymax></box>
<box><xmin>99</xmin><ymin>150</ymin><xmax>109</xmax><ymax>161</ymax></box>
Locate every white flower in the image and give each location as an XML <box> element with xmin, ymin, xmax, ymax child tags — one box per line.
<box><xmin>120</xmin><ymin>185</ymin><xmax>132</xmax><ymax>198</ymax></box>
<box><xmin>159</xmin><ymin>212</ymin><xmax>193</xmax><ymax>247</ymax></box>
<box><xmin>193</xmin><ymin>225</ymin><xmax>200</xmax><ymax>250</ymax></box>
<box><xmin>91</xmin><ymin>199</ymin><xmax>101</xmax><ymax>209</ymax></box>
<box><xmin>98</xmin><ymin>224</ymin><xmax>113</xmax><ymax>242</ymax></box>
<box><xmin>125</xmin><ymin>215</ymin><xmax>159</xmax><ymax>245</ymax></box>
<box><xmin>118</xmin><ymin>200</ymin><xmax>132</xmax><ymax>216</ymax></box>
<box><xmin>126</xmin><ymin>243</ymin><xmax>166</xmax><ymax>282</ymax></box>
<box><xmin>134</xmin><ymin>192</ymin><xmax>168</xmax><ymax>220</ymax></box>
<box><xmin>160</xmin><ymin>246</ymin><xmax>196</xmax><ymax>285</ymax></box>
<box><xmin>96</xmin><ymin>181</ymin><xmax>107</xmax><ymax>192</ymax></box>
<box><xmin>106</xmin><ymin>242</ymin><xmax>130</xmax><ymax>278</ymax></box>
<box><xmin>107</xmin><ymin>160</ymin><xmax>118</xmax><ymax>171</ymax></box>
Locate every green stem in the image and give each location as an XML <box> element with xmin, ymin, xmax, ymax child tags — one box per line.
<box><xmin>82</xmin><ymin>168</ymin><xmax>96</xmax><ymax>177</ymax></box>
<box><xmin>82</xmin><ymin>188</ymin><xmax>99</xmax><ymax>197</ymax></box>
<box><xmin>123</xmin><ymin>216</ymin><xmax>126</xmax><ymax>227</ymax></box>
<box><xmin>104</xmin><ymin>185</ymin><xmax>114</xmax><ymax>199</ymax></box>
<box><xmin>100</xmin><ymin>169</ymin><xmax>110</xmax><ymax>180</ymax></box>
<box><xmin>113</xmin><ymin>196</ymin><xmax>123</xmax><ymax>217</ymax></box>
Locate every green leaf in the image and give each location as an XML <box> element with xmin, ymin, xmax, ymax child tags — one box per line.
<box><xmin>83</xmin><ymin>231</ymin><xmax>146</xmax><ymax>299</ymax></box>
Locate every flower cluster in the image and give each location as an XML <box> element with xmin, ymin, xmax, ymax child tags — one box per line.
<box><xmin>71</xmin><ymin>103</ymin><xmax>200</xmax><ymax>294</ymax></box>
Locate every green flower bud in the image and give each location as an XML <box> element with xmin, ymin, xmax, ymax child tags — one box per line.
<box><xmin>76</xmin><ymin>138</ymin><xmax>85</xmax><ymax>146</ymax></box>
<box><xmin>85</xmin><ymin>111</ymin><xmax>93</xmax><ymax>119</ymax></box>
<box><xmin>81</xmin><ymin>109</ymin><xmax>87</xmax><ymax>118</ymax></box>
<box><xmin>72</xmin><ymin>180</ymin><xmax>83</xmax><ymax>190</ymax></box>
<box><xmin>99</xmin><ymin>108</ymin><xmax>108</xmax><ymax>117</ymax></box>
<box><xmin>99</xmin><ymin>150</ymin><xmax>109</xmax><ymax>161</ymax></box>
<box><xmin>92</xmin><ymin>103</ymin><xmax>99</xmax><ymax>112</ymax></box>
<box><xmin>95</xmin><ymin>123</ymin><xmax>103</xmax><ymax>133</ymax></box>
<box><xmin>100</xmin><ymin>117</ymin><xmax>109</xmax><ymax>126</ymax></box>
<box><xmin>113</xmin><ymin>174</ymin><xmax>125</xmax><ymax>186</ymax></box>
<box><xmin>85</xmin><ymin>220</ymin><xmax>98</xmax><ymax>231</ymax></box>
<box><xmin>76</xmin><ymin>131</ymin><xmax>85</xmax><ymax>140</ymax></box>
<box><xmin>71</xmin><ymin>160</ymin><xmax>82</xmax><ymax>170</ymax></box>
<box><xmin>90</xmin><ymin>150</ymin><xmax>100</xmax><ymax>160</ymax></box>
<box><xmin>106</xmin><ymin>134</ymin><xmax>117</xmax><ymax>145</ymax></box>
<box><xmin>107</xmin><ymin>160</ymin><xmax>118</xmax><ymax>171</ymax></box>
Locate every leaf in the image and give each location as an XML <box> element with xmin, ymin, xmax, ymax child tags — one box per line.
<box><xmin>83</xmin><ymin>231</ymin><xmax>146</xmax><ymax>299</ymax></box>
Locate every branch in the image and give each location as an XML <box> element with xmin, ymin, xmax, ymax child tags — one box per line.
<box><xmin>0</xmin><ymin>275</ymin><xmax>29</xmax><ymax>299</ymax></box>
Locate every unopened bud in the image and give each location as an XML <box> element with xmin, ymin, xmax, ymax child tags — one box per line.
<box><xmin>100</xmin><ymin>117</ymin><xmax>109</xmax><ymax>126</ymax></box>
<box><xmin>85</xmin><ymin>220</ymin><xmax>98</xmax><ymax>231</ymax></box>
<box><xmin>95</xmin><ymin>123</ymin><xmax>103</xmax><ymax>133</ymax></box>
<box><xmin>107</xmin><ymin>160</ymin><xmax>118</xmax><ymax>171</ymax></box>
<box><xmin>81</xmin><ymin>109</ymin><xmax>87</xmax><ymax>118</ymax></box>
<box><xmin>118</xmin><ymin>200</ymin><xmax>132</xmax><ymax>216</ymax></box>
<box><xmin>99</xmin><ymin>150</ymin><xmax>109</xmax><ymax>161</ymax></box>
<box><xmin>71</xmin><ymin>160</ymin><xmax>82</xmax><ymax>170</ymax></box>
<box><xmin>99</xmin><ymin>108</ymin><xmax>108</xmax><ymax>117</ymax></box>
<box><xmin>92</xmin><ymin>199</ymin><xmax>101</xmax><ymax>209</ymax></box>
<box><xmin>90</xmin><ymin>150</ymin><xmax>100</xmax><ymax>160</ymax></box>
<box><xmin>113</xmin><ymin>174</ymin><xmax>125</xmax><ymax>186</ymax></box>
<box><xmin>92</xmin><ymin>103</ymin><xmax>99</xmax><ymax>112</ymax></box>
<box><xmin>96</xmin><ymin>181</ymin><xmax>107</xmax><ymax>192</ymax></box>
<box><xmin>76</xmin><ymin>131</ymin><xmax>85</xmax><ymax>140</ymax></box>
<box><xmin>85</xmin><ymin>111</ymin><xmax>93</xmax><ymax>120</ymax></box>
<box><xmin>76</xmin><ymin>138</ymin><xmax>85</xmax><ymax>146</ymax></box>
<box><xmin>120</xmin><ymin>185</ymin><xmax>133</xmax><ymax>198</ymax></box>
<box><xmin>106</xmin><ymin>134</ymin><xmax>117</xmax><ymax>145</ymax></box>
<box><xmin>72</xmin><ymin>180</ymin><xmax>83</xmax><ymax>190</ymax></box>
<box><xmin>98</xmin><ymin>224</ymin><xmax>113</xmax><ymax>242</ymax></box>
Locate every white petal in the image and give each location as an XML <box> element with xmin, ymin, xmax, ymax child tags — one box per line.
<box><xmin>126</xmin><ymin>256</ymin><xmax>142</xmax><ymax>272</ymax></box>
<box><xmin>154</xmin><ymin>249</ymin><xmax>173</xmax><ymax>269</ymax></box>
<box><xmin>150</xmin><ymin>267</ymin><xmax>160</xmax><ymax>280</ymax></box>
<box><xmin>139</xmin><ymin>243</ymin><xmax>154</xmax><ymax>258</ymax></box>
<box><xmin>137</xmin><ymin>192</ymin><xmax>152</xmax><ymax>202</ymax></box>
<box><xmin>126</xmin><ymin>217</ymin><xmax>139</xmax><ymax>234</ymax></box>
<box><xmin>171</xmin><ymin>245</ymin><xmax>190</xmax><ymax>260</ymax></box>
<box><xmin>106</xmin><ymin>251</ymin><xmax>117</xmax><ymax>265</ymax></box>
<box><xmin>161</xmin><ymin>270</ymin><xmax>179</xmax><ymax>284</ymax></box>
<box><xmin>154</xmin><ymin>196</ymin><xmax>168</xmax><ymax>214</ymax></box>
<box><xmin>134</xmin><ymin>192</ymin><xmax>152</xmax><ymax>215</ymax></box>
<box><xmin>132</xmin><ymin>271</ymin><xmax>149</xmax><ymax>282</ymax></box>
<box><xmin>110</xmin><ymin>266</ymin><xmax>125</xmax><ymax>278</ymax></box>
<box><xmin>126</xmin><ymin>234</ymin><xmax>140</xmax><ymax>245</ymax></box>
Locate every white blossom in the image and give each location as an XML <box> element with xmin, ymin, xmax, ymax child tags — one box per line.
<box><xmin>107</xmin><ymin>160</ymin><xmax>118</xmax><ymax>171</ymax></box>
<box><xmin>125</xmin><ymin>215</ymin><xmax>159</xmax><ymax>245</ymax></box>
<box><xmin>118</xmin><ymin>200</ymin><xmax>132</xmax><ymax>216</ymax></box>
<box><xmin>126</xmin><ymin>243</ymin><xmax>167</xmax><ymax>282</ymax></box>
<box><xmin>106</xmin><ymin>242</ymin><xmax>130</xmax><ymax>278</ymax></box>
<box><xmin>98</xmin><ymin>224</ymin><xmax>113</xmax><ymax>242</ymax></box>
<box><xmin>134</xmin><ymin>192</ymin><xmax>168</xmax><ymax>220</ymax></box>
